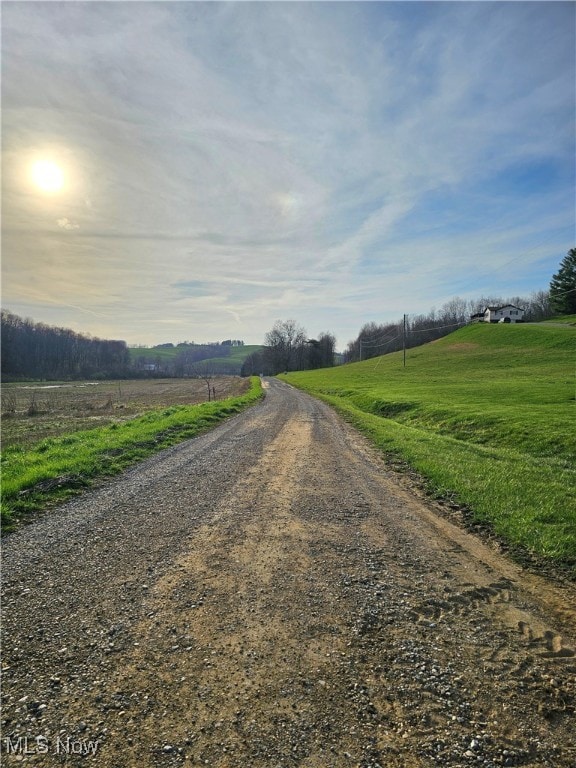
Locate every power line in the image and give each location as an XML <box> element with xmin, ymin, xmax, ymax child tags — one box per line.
<box><xmin>361</xmin><ymin>332</ymin><xmax>400</xmax><ymax>347</ymax></box>
<box><xmin>409</xmin><ymin>320</ymin><xmax>467</xmax><ymax>334</ymax></box>
<box><xmin>359</xmin><ymin>333</ymin><xmax>401</xmax><ymax>361</ymax></box>
<box><xmin>359</xmin><ymin>325</ymin><xmax>401</xmax><ymax>344</ymax></box>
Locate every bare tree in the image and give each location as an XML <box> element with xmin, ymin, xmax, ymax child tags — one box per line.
<box><xmin>190</xmin><ymin>362</ymin><xmax>218</xmax><ymax>402</ymax></box>
<box><xmin>264</xmin><ymin>319</ymin><xmax>307</xmax><ymax>374</ymax></box>
<box><xmin>525</xmin><ymin>290</ymin><xmax>553</xmax><ymax>321</ymax></box>
<box><xmin>240</xmin><ymin>349</ymin><xmax>274</xmax><ymax>377</ymax></box>
<box><xmin>306</xmin><ymin>332</ymin><xmax>337</xmax><ymax>369</ymax></box>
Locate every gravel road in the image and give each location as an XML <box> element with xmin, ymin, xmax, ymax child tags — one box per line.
<box><xmin>2</xmin><ymin>379</ymin><xmax>575</xmax><ymax>768</ymax></box>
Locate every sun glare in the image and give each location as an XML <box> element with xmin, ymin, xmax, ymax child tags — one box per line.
<box><xmin>31</xmin><ymin>160</ymin><xmax>64</xmax><ymax>193</ymax></box>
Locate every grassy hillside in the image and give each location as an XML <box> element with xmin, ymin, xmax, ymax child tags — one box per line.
<box><xmin>541</xmin><ymin>314</ymin><xmax>576</xmax><ymax>325</ymax></box>
<box><xmin>189</xmin><ymin>345</ymin><xmax>263</xmax><ymax>374</ymax></box>
<box><xmin>129</xmin><ymin>344</ymin><xmax>262</xmax><ymax>374</ymax></box>
<box><xmin>282</xmin><ymin>324</ymin><xmax>575</xmax><ymax>567</ymax></box>
<box><xmin>226</xmin><ymin>345</ymin><xmax>264</xmax><ymax>362</ymax></box>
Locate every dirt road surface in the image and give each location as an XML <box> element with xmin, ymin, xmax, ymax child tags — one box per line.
<box><xmin>2</xmin><ymin>379</ymin><xmax>575</xmax><ymax>767</ymax></box>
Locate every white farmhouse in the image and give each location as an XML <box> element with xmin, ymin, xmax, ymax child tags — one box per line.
<box><xmin>483</xmin><ymin>305</ymin><xmax>525</xmax><ymax>323</ymax></box>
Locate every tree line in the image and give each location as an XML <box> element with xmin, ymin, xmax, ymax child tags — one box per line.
<box><xmin>3</xmin><ymin>250</ymin><xmax>573</xmax><ymax>380</ymax></box>
<box><xmin>243</xmin><ymin>285</ymin><xmax>559</xmax><ymax>374</ymax></box>
<box><xmin>1</xmin><ymin>311</ymin><xmax>250</xmax><ymax>380</ymax></box>
<box><xmin>241</xmin><ymin>320</ymin><xmax>336</xmax><ymax>376</ymax></box>
<box><xmin>140</xmin><ymin>339</ymin><xmax>244</xmax><ymax>349</ymax></box>
<box><xmin>240</xmin><ymin>248</ymin><xmax>575</xmax><ymax>374</ymax></box>
<box><xmin>343</xmin><ymin>249</ymin><xmax>575</xmax><ymax>361</ymax></box>
<box><xmin>1</xmin><ymin>310</ymin><xmax>130</xmax><ymax>381</ymax></box>
<box><xmin>343</xmin><ymin>290</ymin><xmax>556</xmax><ymax>362</ymax></box>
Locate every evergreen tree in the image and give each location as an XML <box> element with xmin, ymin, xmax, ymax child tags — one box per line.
<box><xmin>549</xmin><ymin>248</ymin><xmax>576</xmax><ymax>314</ymax></box>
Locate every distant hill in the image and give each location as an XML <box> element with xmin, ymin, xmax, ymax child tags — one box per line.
<box><xmin>129</xmin><ymin>344</ymin><xmax>263</xmax><ymax>376</ymax></box>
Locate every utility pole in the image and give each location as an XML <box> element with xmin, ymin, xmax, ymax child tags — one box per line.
<box><xmin>359</xmin><ymin>340</ymin><xmax>362</xmax><ymax>362</ymax></box>
<box><xmin>403</xmin><ymin>314</ymin><xmax>407</xmax><ymax>368</ymax></box>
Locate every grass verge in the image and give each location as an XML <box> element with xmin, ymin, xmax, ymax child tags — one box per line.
<box><xmin>282</xmin><ymin>324</ymin><xmax>575</xmax><ymax>570</ymax></box>
<box><xmin>1</xmin><ymin>376</ymin><xmax>263</xmax><ymax>530</ymax></box>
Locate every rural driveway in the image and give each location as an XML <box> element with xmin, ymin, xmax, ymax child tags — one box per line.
<box><xmin>2</xmin><ymin>379</ymin><xmax>575</xmax><ymax>768</ymax></box>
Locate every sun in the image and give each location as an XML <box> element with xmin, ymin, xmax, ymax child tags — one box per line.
<box><xmin>31</xmin><ymin>160</ymin><xmax>64</xmax><ymax>193</ymax></box>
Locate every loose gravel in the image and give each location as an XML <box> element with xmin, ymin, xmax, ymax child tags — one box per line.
<box><xmin>2</xmin><ymin>379</ymin><xmax>575</xmax><ymax>767</ymax></box>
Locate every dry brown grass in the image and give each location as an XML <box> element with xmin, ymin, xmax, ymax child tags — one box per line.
<box><xmin>1</xmin><ymin>377</ymin><xmax>249</xmax><ymax>449</ymax></box>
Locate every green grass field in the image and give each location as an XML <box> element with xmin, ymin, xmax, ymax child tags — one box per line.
<box><xmin>282</xmin><ymin>324</ymin><xmax>575</xmax><ymax>568</ymax></box>
<box><xmin>1</xmin><ymin>377</ymin><xmax>263</xmax><ymax>530</ymax></box>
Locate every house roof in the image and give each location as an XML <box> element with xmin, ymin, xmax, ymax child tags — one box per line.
<box><xmin>484</xmin><ymin>305</ymin><xmax>524</xmax><ymax>312</ymax></box>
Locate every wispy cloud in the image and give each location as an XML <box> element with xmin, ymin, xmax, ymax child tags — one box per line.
<box><xmin>56</xmin><ymin>217</ymin><xmax>79</xmax><ymax>231</ymax></box>
<box><xmin>2</xmin><ymin>2</ymin><xmax>574</xmax><ymax>346</ymax></box>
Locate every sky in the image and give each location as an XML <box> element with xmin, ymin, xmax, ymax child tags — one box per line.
<box><xmin>2</xmin><ymin>1</ymin><xmax>574</xmax><ymax>348</ymax></box>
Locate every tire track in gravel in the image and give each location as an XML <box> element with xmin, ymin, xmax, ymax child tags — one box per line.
<box><xmin>1</xmin><ymin>379</ymin><xmax>575</xmax><ymax>768</ymax></box>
